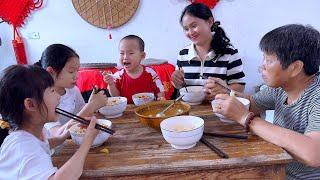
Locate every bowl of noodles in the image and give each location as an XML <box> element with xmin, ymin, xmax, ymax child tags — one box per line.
<box><xmin>134</xmin><ymin>100</ymin><xmax>191</xmax><ymax>131</ymax></box>
<box><xmin>179</xmin><ymin>86</ymin><xmax>205</xmax><ymax>105</ymax></box>
<box><xmin>160</xmin><ymin>116</ymin><xmax>204</xmax><ymax>149</ymax></box>
<box><xmin>69</xmin><ymin>119</ymin><xmax>112</xmax><ymax>148</ymax></box>
<box><xmin>132</xmin><ymin>92</ymin><xmax>155</xmax><ymax>106</ymax></box>
<box><xmin>99</xmin><ymin>97</ymin><xmax>127</xmax><ymax>118</ymax></box>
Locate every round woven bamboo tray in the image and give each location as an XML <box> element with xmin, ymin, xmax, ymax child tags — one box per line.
<box><xmin>72</xmin><ymin>0</ymin><xmax>140</xmax><ymax>29</ymax></box>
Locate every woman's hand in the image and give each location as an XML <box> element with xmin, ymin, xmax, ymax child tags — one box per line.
<box><xmin>204</xmin><ymin>77</ymin><xmax>230</xmax><ymax>100</ymax></box>
<box><xmin>171</xmin><ymin>69</ymin><xmax>185</xmax><ymax>89</ymax></box>
<box><xmin>212</xmin><ymin>94</ymin><xmax>249</xmax><ymax>125</ymax></box>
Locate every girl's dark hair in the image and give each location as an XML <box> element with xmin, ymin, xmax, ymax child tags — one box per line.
<box><xmin>0</xmin><ymin>65</ymin><xmax>54</xmax><ymax>145</ymax></box>
<box><xmin>37</xmin><ymin>44</ymin><xmax>79</xmax><ymax>75</ymax></box>
<box><xmin>259</xmin><ymin>24</ymin><xmax>320</xmax><ymax>75</ymax></box>
<box><xmin>180</xmin><ymin>3</ymin><xmax>233</xmax><ymax>59</ymax></box>
<box><xmin>120</xmin><ymin>35</ymin><xmax>145</xmax><ymax>52</ymax></box>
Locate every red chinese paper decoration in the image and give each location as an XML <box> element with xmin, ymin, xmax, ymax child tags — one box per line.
<box><xmin>0</xmin><ymin>0</ymin><xmax>43</xmax><ymax>64</ymax></box>
<box><xmin>0</xmin><ymin>0</ymin><xmax>43</xmax><ymax>27</ymax></box>
<box><xmin>189</xmin><ymin>0</ymin><xmax>219</xmax><ymax>9</ymax></box>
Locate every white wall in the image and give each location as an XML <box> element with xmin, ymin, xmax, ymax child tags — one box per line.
<box><xmin>1</xmin><ymin>0</ymin><xmax>320</xmax><ymax>94</ymax></box>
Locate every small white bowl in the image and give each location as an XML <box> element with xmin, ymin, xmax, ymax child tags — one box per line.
<box><xmin>160</xmin><ymin>115</ymin><xmax>204</xmax><ymax>149</ymax></box>
<box><xmin>211</xmin><ymin>97</ymin><xmax>250</xmax><ymax>123</ymax></box>
<box><xmin>69</xmin><ymin>119</ymin><xmax>112</xmax><ymax>148</ymax></box>
<box><xmin>179</xmin><ymin>86</ymin><xmax>205</xmax><ymax>105</ymax></box>
<box><xmin>132</xmin><ymin>92</ymin><xmax>155</xmax><ymax>106</ymax></box>
<box><xmin>99</xmin><ymin>97</ymin><xmax>127</xmax><ymax>118</ymax></box>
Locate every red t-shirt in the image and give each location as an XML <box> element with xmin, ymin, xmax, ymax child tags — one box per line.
<box><xmin>114</xmin><ymin>66</ymin><xmax>164</xmax><ymax>103</ymax></box>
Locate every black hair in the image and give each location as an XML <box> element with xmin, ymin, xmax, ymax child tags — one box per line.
<box><xmin>120</xmin><ymin>35</ymin><xmax>145</xmax><ymax>52</ymax></box>
<box><xmin>260</xmin><ymin>24</ymin><xmax>320</xmax><ymax>75</ymax></box>
<box><xmin>37</xmin><ymin>44</ymin><xmax>79</xmax><ymax>75</ymax></box>
<box><xmin>180</xmin><ymin>3</ymin><xmax>233</xmax><ymax>59</ymax></box>
<box><xmin>0</xmin><ymin>65</ymin><xmax>54</xmax><ymax>145</ymax></box>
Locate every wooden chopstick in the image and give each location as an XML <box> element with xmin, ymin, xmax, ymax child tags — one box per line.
<box><xmin>204</xmin><ymin>132</ymin><xmax>248</xmax><ymax>139</ymax></box>
<box><xmin>201</xmin><ymin>137</ymin><xmax>229</xmax><ymax>159</ymax></box>
<box><xmin>177</xmin><ymin>64</ymin><xmax>189</xmax><ymax>92</ymax></box>
<box><xmin>92</xmin><ymin>85</ymin><xmax>98</xmax><ymax>94</ymax></box>
<box><xmin>55</xmin><ymin>108</ymin><xmax>115</xmax><ymax>135</ymax></box>
<box><xmin>199</xmin><ymin>74</ymin><xmax>232</xmax><ymax>93</ymax></box>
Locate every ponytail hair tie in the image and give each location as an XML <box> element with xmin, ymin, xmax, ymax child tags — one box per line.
<box><xmin>34</xmin><ymin>59</ymin><xmax>42</xmax><ymax>67</ymax></box>
<box><xmin>212</xmin><ymin>21</ymin><xmax>221</xmax><ymax>31</ymax></box>
<box><xmin>0</xmin><ymin>120</ymin><xmax>9</xmax><ymax>130</ymax></box>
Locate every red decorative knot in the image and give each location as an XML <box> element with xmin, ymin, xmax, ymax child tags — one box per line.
<box><xmin>189</xmin><ymin>0</ymin><xmax>219</xmax><ymax>9</ymax></box>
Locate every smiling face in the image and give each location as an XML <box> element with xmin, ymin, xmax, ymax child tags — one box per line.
<box><xmin>119</xmin><ymin>39</ymin><xmax>145</xmax><ymax>73</ymax></box>
<box><xmin>181</xmin><ymin>13</ymin><xmax>213</xmax><ymax>46</ymax></box>
<box><xmin>54</xmin><ymin>57</ymin><xmax>80</xmax><ymax>89</ymax></box>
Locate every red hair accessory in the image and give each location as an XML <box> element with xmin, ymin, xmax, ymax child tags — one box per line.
<box><xmin>189</xmin><ymin>0</ymin><xmax>219</xmax><ymax>9</ymax></box>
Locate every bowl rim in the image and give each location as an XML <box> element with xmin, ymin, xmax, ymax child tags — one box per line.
<box><xmin>179</xmin><ymin>85</ymin><xmax>204</xmax><ymax>93</ymax></box>
<box><xmin>101</xmin><ymin>96</ymin><xmax>127</xmax><ymax>107</ymax></box>
<box><xmin>134</xmin><ymin>100</ymin><xmax>191</xmax><ymax>119</ymax></box>
<box><xmin>211</xmin><ymin>97</ymin><xmax>250</xmax><ymax>106</ymax></box>
<box><xmin>69</xmin><ymin>119</ymin><xmax>112</xmax><ymax>136</ymax></box>
<box><xmin>132</xmin><ymin>92</ymin><xmax>155</xmax><ymax>98</ymax></box>
<box><xmin>161</xmin><ymin>124</ymin><xmax>204</xmax><ymax>133</ymax></box>
<box><xmin>101</xmin><ymin>96</ymin><xmax>128</xmax><ymax>108</ymax></box>
<box><xmin>160</xmin><ymin>115</ymin><xmax>204</xmax><ymax>132</ymax></box>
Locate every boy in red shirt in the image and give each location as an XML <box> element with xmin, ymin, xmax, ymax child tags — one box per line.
<box><xmin>103</xmin><ymin>35</ymin><xmax>165</xmax><ymax>104</ymax></box>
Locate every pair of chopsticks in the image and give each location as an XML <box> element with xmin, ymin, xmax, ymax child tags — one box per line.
<box><xmin>92</xmin><ymin>85</ymin><xmax>108</xmax><ymax>95</ymax></box>
<box><xmin>177</xmin><ymin>64</ymin><xmax>188</xmax><ymax>92</ymax></box>
<box><xmin>201</xmin><ymin>137</ymin><xmax>229</xmax><ymax>159</ymax></box>
<box><xmin>204</xmin><ymin>132</ymin><xmax>248</xmax><ymax>139</ymax></box>
<box><xmin>201</xmin><ymin>132</ymin><xmax>248</xmax><ymax>159</ymax></box>
<box><xmin>199</xmin><ymin>74</ymin><xmax>233</xmax><ymax>94</ymax></box>
<box><xmin>55</xmin><ymin>108</ymin><xmax>115</xmax><ymax>135</ymax></box>
<box><xmin>92</xmin><ymin>85</ymin><xmax>99</xmax><ymax>94</ymax></box>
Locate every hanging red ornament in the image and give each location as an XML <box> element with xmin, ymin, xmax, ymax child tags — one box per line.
<box><xmin>0</xmin><ymin>0</ymin><xmax>43</xmax><ymax>64</ymax></box>
<box><xmin>107</xmin><ymin>25</ymin><xmax>112</xmax><ymax>40</ymax></box>
<box><xmin>0</xmin><ymin>0</ymin><xmax>43</xmax><ymax>27</ymax></box>
<box><xmin>188</xmin><ymin>0</ymin><xmax>219</xmax><ymax>9</ymax></box>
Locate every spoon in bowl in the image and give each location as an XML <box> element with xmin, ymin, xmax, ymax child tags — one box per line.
<box><xmin>156</xmin><ymin>95</ymin><xmax>184</xmax><ymax>117</ymax></box>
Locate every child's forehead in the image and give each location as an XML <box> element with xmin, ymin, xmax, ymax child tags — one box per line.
<box><xmin>64</xmin><ymin>57</ymin><xmax>80</xmax><ymax>68</ymax></box>
<box><xmin>119</xmin><ymin>39</ymin><xmax>140</xmax><ymax>49</ymax></box>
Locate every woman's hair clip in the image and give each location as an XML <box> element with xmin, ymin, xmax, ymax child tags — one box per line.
<box><xmin>212</xmin><ymin>21</ymin><xmax>221</xmax><ymax>31</ymax></box>
<box><xmin>0</xmin><ymin>120</ymin><xmax>9</xmax><ymax>130</ymax></box>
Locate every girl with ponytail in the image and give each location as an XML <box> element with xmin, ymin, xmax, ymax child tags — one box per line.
<box><xmin>0</xmin><ymin>65</ymin><xmax>99</xmax><ymax>179</ymax></box>
<box><xmin>171</xmin><ymin>3</ymin><xmax>246</xmax><ymax>100</ymax></box>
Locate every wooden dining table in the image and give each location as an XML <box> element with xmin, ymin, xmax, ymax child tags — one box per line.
<box><xmin>52</xmin><ymin>104</ymin><xmax>292</xmax><ymax>179</ymax></box>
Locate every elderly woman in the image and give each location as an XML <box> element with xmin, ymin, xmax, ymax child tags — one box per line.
<box><xmin>212</xmin><ymin>24</ymin><xmax>320</xmax><ymax>179</ymax></box>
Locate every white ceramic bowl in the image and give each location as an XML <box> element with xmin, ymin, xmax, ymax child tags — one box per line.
<box><xmin>69</xmin><ymin>119</ymin><xmax>112</xmax><ymax>148</ymax></box>
<box><xmin>211</xmin><ymin>97</ymin><xmax>250</xmax><ymax>123</ymax></box>
<box><xmin>179</xmin><ymin>86</ymin><xmax>205</xmax><ymax>105</ymax></box>
<box><xmin>160</xmin><ymin>115</ymin><xmax>204</xmax><ymax>149</ymax></box>
<box><xmin>132</xmin><ymin>92</ymin><xmax>155</xmax><ymax>106</ymax></box>
<box><xmin>99</xmin><ymin>97</ymin><xmax>127</xmax><ymax>118</ymax></box>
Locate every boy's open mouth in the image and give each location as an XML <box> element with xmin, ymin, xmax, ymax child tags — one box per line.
<box><xmin>123</xmin><ymin>62</ymin><xmax>131</xmax><ymax>66</ymax></box>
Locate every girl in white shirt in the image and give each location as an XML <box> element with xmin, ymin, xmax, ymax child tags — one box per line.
<box><xmin>37</xmin><ymin>44</ymin><xmax>108</xmax><ymax>137</ymax></box>
<box><xmin>0</xmin><ymin>65</ymin><xmax>99</xmax><ymax>179</ymax></box>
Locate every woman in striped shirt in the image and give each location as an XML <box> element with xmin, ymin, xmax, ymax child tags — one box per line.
<box><xmin>171</xmin><ymin>3</ymin><xmax>245</xmax><ymax>100</ymax></box>
<box><xmin>213</xmin><ymin>24</ymin><xmax>320</xmax><ymax>179</ymax></box>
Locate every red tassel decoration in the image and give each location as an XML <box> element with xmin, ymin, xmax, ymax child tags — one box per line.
<box><xmin>107</xmin><ymin>24</ymin><xmax>112</xmax><ymax>40</ymax></box>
